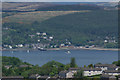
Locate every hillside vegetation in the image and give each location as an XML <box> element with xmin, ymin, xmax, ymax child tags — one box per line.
<box><xmin>3</xmin><ymin>11</ymin><xmax>89</xmax><ymax>23</ymax></box>
<box><xmin>32</xmin><ymin>10</ymin><xmax>118</xmax><ymax>46</ymax></box>
<box><xmin>3</xmin><ymin>10</ymin><xmax>118</xmax><ymax>48</ymax></box>
<box><xmin>36</xmin><ymin>4</ymin><xmax>103</xmax><ymax>11</ymax></box>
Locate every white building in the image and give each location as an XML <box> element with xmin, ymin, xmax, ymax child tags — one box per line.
<box><xmin>49</xmin><ymin>36</ymin><xmax>53</xmax><ymax>39</ymax></box>
<box><xmin>36</xmin><ymin>32</ymin><xmax>41</xmax><ymax>35</ymax></box>
<box><xmin>104</xmin><ymin>70</ymin><xmax>120</xmax><ymax>76</ymax></box>
<box><xmin>94</xmin><ymin>64</ymin><xmax>117</xmax><ymax>71</ymax></box>
<box><xmin>59</xmin><ymin>71</ymin><xmax>74</xmax><ymax>78</ymax></box>
<box><xmin>42</xmin><ymin>33</ymin><xmax>47</xmax><ymax>36</ymax></box>
<box><xmin>83</xmin><ymin>68</ymin><xmax>102</xmax><ymax>76</ymax></box>
<box><xmin>69</xmin><ymin>67</ymin><xmax>102</xmax><ymax>77</ymax></box>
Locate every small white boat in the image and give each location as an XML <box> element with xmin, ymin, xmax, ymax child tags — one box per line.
<box><xmin>66</xmin><ymin>50</ymin><xmax>71</xmax><ymax>54</ymax></box>
<box><xmin>27</xmin><ymin>50</ymin><xmax>30</xmax><ymax>53</ymax></box>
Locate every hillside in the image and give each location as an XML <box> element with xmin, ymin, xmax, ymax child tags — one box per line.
<box><xmin>3</xmin><ymin>11</ymin><xmax>89</xmax><ymax>23</ymax></box>
<box><xmin>2</xmin><ymin>2</ymin><xmax>56</xmax><ymax>12</ymax></box>
<box><xmin>36</xmin><ymin>4</ymin><xmax>103</xmax><ymax>11</ymax></box>
<box><xmin>2</xmin><ymin>10</ymin><xmax>118</xmax><ymax>48</ymax></box>
<box><xmin>32</xmin><ymin>10</ymin><xmax>118</xmax><ymax>46</ymax></box>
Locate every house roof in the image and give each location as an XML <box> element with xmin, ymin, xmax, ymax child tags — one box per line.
<box><xmin>59</xmin><ymin>70</ymin><xmax>69</xmax><ymax>74</ymax></box>
<box><xmin>104</xmin><ymin>70</ymin><xmax>120</xmax><ymax>73</ymax></box>
<box><xmin>39</xmin><ymin>76</ymin><xmax>50</xmax><ymax>79</ymax></box>
<box><xmin>83</xmin><ymin>68</ymin><xmax>101</xmax><ymax>71</ymax></box>
<box><xmin>101</xmin><ymin>74</ymin><xmax>116</xmax><ymax>78</ymax></box>
<box><xmin>29</xmin><ymin>74</ymin><xmax>40</xmax><ymax>78</ymax></box>
<box><xmin>95</xmin><ymin>64</ymin><xmax>116</xmax><ymax>67</ymax></box>
<box><xmin>19</xmin><ymin>65</ymin><xmax>29</xmax><ymax>68</ymax></box>
<box><xmin>69</xmin><ymin>67</ymin><xmax>101</xmax><ymax>71</ymax></box>
<box><xmin>69</xmin><ymin>67</ymin><xmax>81</xmax><ymax>71</ymax></box>
<box><xmin>2</xmin><ymin>76</ymin><xmax>24</xmax><ymax>78</ymax></box>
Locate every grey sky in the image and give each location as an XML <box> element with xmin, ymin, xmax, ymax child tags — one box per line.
<box><xmin>1</xmin><ymin>0</ymin><xmax>120</xmax><ymax>2</ymax></box>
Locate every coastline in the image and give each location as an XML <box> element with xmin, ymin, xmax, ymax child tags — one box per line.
<box><xmin>2</xmin><ymin>47</ymin><xmax>119</xmax><ymax>51</ymax></box>
<box><xmin>47</xmin><ymin>47</ymin><xmax>119</xmax><ymax>51</ymax></box>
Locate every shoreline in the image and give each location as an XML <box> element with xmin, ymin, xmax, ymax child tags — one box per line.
<box><xmin>48</xmin><ymin>47</ymin><xmax>119</xmax><ymax>51</ymax></box>
<box><xmin>2</xmin><ymin>47</ymin><xmax>119</xmax><ymax>51</ymax></box>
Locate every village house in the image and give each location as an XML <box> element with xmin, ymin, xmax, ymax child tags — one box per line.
<box><xmin>42</xmin><ymin>32</ymin><xmax>47</xmax><ymax>36</ymax></box>
<box><xmin>101</xmin><ymin>74</ymin><xmax>117</xmax><ymax>80</ymax></box>
<box><xmin>29</xmin><ymin>34</ymin><xmax>35</xmax><ymax>38</ymax></box>
<box><xmin>69</xmin><ymin>67</ymin><xmax>81</xmax><ymax>73</ymax></box>
<box><xmin>36</xmin><ymin>32</ymin><xmax>41</xmax><ymax>35</ymax></box>
<box><xmin>49</xmin><ymin>36</ymin><xmax>53</xmax><ymax>40</ymax></box>
<box><xmin>83</xmin><ymin>68</ymin><xmax>102</xmax><ymax>76</ymax></box>
<box><xmin>104</xmin><ymin>70</ymin><xmax>120</xmax><ymax>76</ymax></box>
<box><xmin>4</xmin><ymin>65</ymin><xmax>12</xmax><ymax>69</ymax></box>
<box><xmin>19</xmin><ymin>65</ymin><xmax>29</xmax><ymax>68</ymax></box>
<box><xmin>29</xmin><ymin>74</ymin><xmax>41</xmax><ymax>80</ymax></box>
<box><xmin>94</xmin><ymin>64</ymin><xmax>117</xmax><ymax>71</ymax></box>
<box><xmin>67</xmin><ymin>67</ymin><xmax>102</xmax><ymax>77</ymax></box>
<box><xmin>59</xmin><ymin>71</ymin><xmax>74</xmax><ymax>78</ymax></box>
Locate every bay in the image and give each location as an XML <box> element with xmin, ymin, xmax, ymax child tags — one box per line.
<box><xmin>2</xmin><ymin>49</ymin><xmax>118</xmax><ymax>67</ymax></box>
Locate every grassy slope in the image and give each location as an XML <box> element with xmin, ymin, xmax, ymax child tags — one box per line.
<box><xmin>3</xmin><ymin>11</ymin><xmax>90</xmax><ymax>23</ymax></box>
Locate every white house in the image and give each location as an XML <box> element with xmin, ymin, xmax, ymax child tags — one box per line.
<box><xmin>49</xmin><ymin>36</ymin><xmax>53</xmax><ymax>39</ymax></box>
<box><xmin>83</xmin><ymin>68</ymin><xmax>102</xmax><ymax>76</ymax></box>
<box><xmin>94</xmin><ymin>64</ymin><xmax>117</xmax><ymax>71</ymax></box>
<box><xmin>36</xmin><ymin>32</ymin><xmax>41</xmax><ymax>35</ymax></box>
<box><xmin>104</xmin><ymin>70</ymin><xmax>120</xmax><ymax>76</ymax></box>
<box><xmin>69</xmin><ymin>68</ymin><xmax>81</xmax><ymax>73</ymax></box>
<box><xmin>42</xmin><ymin>32</ymin><xmax>47</xmax><ymax>36</ymax></box>
<box><xmin>59</xmin><ymin>71</ymin><xmax>74</xmax><ymax>78</ymax></box>
<box><xmin>69</xmin><ymin>67</ymin><xmax>102</xmax><ymax>77</ymax></box>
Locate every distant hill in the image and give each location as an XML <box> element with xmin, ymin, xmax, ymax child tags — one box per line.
<box><xmin>36</xmin><ymin>4</ymin><xmax>103</xmax><ymax>11</ymax></box>
<box><xmin>2</xmin><ymin>2</ymin><xmax>56</xmax><ymax>12</ymax></box>
<box><xmin>2</xmin><ymin>2</ymin><xmax>104</xmax><ymax>12</ymax></box>
<box><xmin>34</xmin><ymin>10</ymin><xmax>118</xmax><ymax>46</ymax></box>
<box><xmin>3</xmin><ymin>10</ymin><xmax>118</xmax><ymax>48</ymax></box>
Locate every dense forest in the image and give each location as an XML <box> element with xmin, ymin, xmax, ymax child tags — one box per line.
<box><xmin>2</xmin><ymin>10</ymin><xmax>118</xmax><ymax>48</ymax></box>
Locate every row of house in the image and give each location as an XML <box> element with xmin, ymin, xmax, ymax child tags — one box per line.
<box><xmin>59</xmin><ymin>64</ymin><xmax>120</xmax><ymax>78</ymax></box>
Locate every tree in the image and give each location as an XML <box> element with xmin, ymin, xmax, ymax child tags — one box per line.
<box><xmin>70</xmin><ymin>57</ymin><xmax>76</xmax><ymax>68</ymax></box>
<box><xmin>74</xmin><ymin>70</ymin><xmax>84</xmax><ymax>78</ymax></box>
<box><xmin>88</xmin><ymin>64</ymin><xmax>93</xmax><ymax>68</ymax></box>
<box><xmin>84</xmin><ymin>65</ymin><xmax>86</xmax><ymax>68</ymax></box>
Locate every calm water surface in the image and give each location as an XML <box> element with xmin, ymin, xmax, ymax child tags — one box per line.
<box><xmin>2</xmin><ymin>50</ymin><xmax>118</xmax><ymax>67</ymax></box>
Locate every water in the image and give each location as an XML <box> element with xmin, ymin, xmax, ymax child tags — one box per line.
<box><xmin>2</xmin><ymin>49</ymin><xmax>118</xmax><ymax>67</ymax></box>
